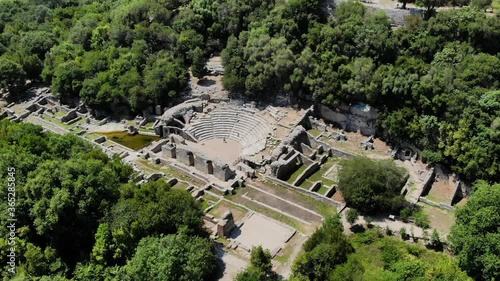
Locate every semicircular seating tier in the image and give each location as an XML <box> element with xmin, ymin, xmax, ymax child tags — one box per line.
<box><xmin>186</xmin><ymin>107</ymin><xmax>272</xmax><ymax>156</ymax></box>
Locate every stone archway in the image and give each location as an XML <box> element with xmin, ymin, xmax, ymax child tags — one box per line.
<box><xmin>187</xmin><ymin>151</ymin><xmax>194</xmax><ymax>166</ymax></box>
<box><xmin>207</xmin><ymin>160</ymin><xmax>214</xmax><ymax>174</ymax></box>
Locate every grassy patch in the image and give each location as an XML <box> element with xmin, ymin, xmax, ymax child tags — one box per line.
<box><xmin>299</xmin><ymin>179</ymin><xmax>314</xmax><ymax>189</ymax></box>
<box><xmin>348</xmin><ymin>230</ymin><xmax>463</xmax><ymax>280</ymax></box>
<box><xmin>286</xmin><ymin>164</ymin><xmax>307</xmax><ymax>184</ymax></box>
<box><xmin>86</xmin><ymin>133</ymin><xmax>100</xmax><ymax>140</ymax></box>
<box><xmin>230</xmin><ymin>195</ymin><xmax>308</xmax><ymax>233</ymax></box>
<box><xmin>53</xmin><ymin>111</ymin><xmax>66</xmax><ymax>117</ymax></box>
<box><xmin>424</xmin><ymin>193</ymin><xmax>444</xmax><ymax>204</ymax></box>
<box><xmin>144</xmin><ymin>121</ymin><xmax>156</xmax><ymax>127</ymax></box>
<box><xmin>307</xmin><ymin>158</ymin><xmax>339</xmax><ymax>187</ymax></box>
<box><xmin>317</xmin><ymin>185</ymin><xmax>329</xmax><ymax>195</ymax></box>
<box><xmin>263</xmin><ymin>179</ymin><xmax>337</xmax><ymax>218</ymax></box>
<box><xmin>308</xmin><ymin>129</ymin><xmax>323</xmax><ymax>137</ymax></box>
<box><xmin>274</xmin><ymin>235</ymin><xmax>300</xmax><ymax>263</ymax></box>
<box><xmin>209</xmin><ymin>200</ymin><xmax>248</xmax><ymax>222</ymax></box>
<box><xmin>44</xmin><ymin>115</ymin><xmax>72</xmax><ymax>129</ymax></box>
<box><xmin>135</xmin><ymin>159</ymin><xmax>204</xmax><ymax>186</ymax></box>
<box><xmin>172</xmin><ymin>181</ymin><xmax>190</xmax><ymax>190</ymax></box>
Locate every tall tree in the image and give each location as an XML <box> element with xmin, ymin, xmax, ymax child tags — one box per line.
<box><xmin>416</xmin><ymin>0</ymin><xmax>449</xmax><ymax>19</ymax></box>
<box><xmin>0</xmin><ymin>57</ymin><xmax>26</xmax><ymax>96</ymax></box>
<box><xmin>122</xmin><ymin>234</ymin><xmax>216</xmax><ymax>281</ymax></box>
<box><xmin>449</xmin><ymin>181</ymin><xmax>500</xmax><ymax>281</ymax></box>
<box><xmin>191</xmin><ymin>47</ymin><xmax>207</xmax><ymax>79</ymax></box>
<box><xmin>338</xmin><ymin>157</ymin><xmax>407</xmax><ymax>213</ymax></box>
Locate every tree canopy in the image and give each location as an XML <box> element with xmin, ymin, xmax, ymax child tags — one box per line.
<box><xmin>122</xmin><ymin>234</ymin><xmax>216</xmax><ymax>281</ymax></box>
<box><xmin>0</xmin><ymin>120</ymin><xmax>215</xmax><ymax>280</ymax></box>
<box><xmin>338</xmin><ymin>156</ymin><xmax>407</xmax><ymax>213</ymax></box>
<box><xmin>0</xmin><ymin>0</ymin><xmax>499</xmax><ymax>184</ymax></box>
<box><xmin>449</xmin><ymin>181</ymin><xmax>500</xmax><ymax>281</ymax></box>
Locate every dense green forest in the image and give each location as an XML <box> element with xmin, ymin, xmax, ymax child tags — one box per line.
<box><xmin>0</xmin><ymin>0</ymin><xmax>499</xmax><ymax>184</ymax></box>
<box><xmin>0</xmin><ymin>120</ymin><xmax>216</xmax><ymax>280</ymax></box>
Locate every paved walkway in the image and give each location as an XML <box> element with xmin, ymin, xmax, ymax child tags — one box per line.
<box><xmin>215</xmin><ymin>246</ymin><xmax>247</xmax><ymax>281</ymax></box>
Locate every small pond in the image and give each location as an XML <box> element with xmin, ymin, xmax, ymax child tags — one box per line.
<box><xmin>99</xmin><ymin>131</ymin><xmax>160</xmax><ymax>150</ymax></box>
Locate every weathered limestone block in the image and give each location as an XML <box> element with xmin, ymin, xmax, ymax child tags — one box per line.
<box><xmin>161</xmin><ymin>144</ymin><xmax>176</xmax><ymax>158</ymax></box>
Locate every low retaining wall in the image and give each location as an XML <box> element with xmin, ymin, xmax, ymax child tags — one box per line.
<box><xmin>330</xmin><ymin>147</ymin><xmax>354</xmax><ymax>158</ymax></box>
<box><xmin>293</xmin><ymin>162</ymin><xmax>320</xmax><ymax>186</ymax></box>
<box><xmin>265</xmin><ymin>175</ymin><xmax>343</xmax><ymax>209</ymax></box>
<box><xmin>419</xmin><ymin>197</ymin><xmax>455</xmax><ymax>212</ymax></box>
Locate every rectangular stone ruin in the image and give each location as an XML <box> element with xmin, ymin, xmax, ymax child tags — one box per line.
<box><xmin>167</xmin><ymin>178</ymin><xmax>178</xmax><ymax>186</ymax></box>
<box><xmin>292</xmin><ymin>162</ymin><xmax>320</xmax><ymax>186</ymax></box>
<box><xmin>213</xmin><ymin>163</ymin><xmax>236</xmax><ymax>182</ymax></box>
<box><xmin>94</xmin><ymin>136</ymin><xmax>106</xmax><ymax>144</ymax></box>
<box><xmin>194</xmin><ymin>153</ymin><xmax>213</xmax><ymax>175</ymax></box>
<box><xmin>61</xmin><ymin>109</ymin><xmax>78</xmax><ymax>123</ymax></box>
<box><xmin>216</xmin><ymin>210</ymin><xmax>236</xmax><ymax>238</ymax></box>
<box><xmin>166</xmin><ymin>143</ymin><xmax>236</xmax><ymax>182</ymax></box>
<box><xmin>310</xmin><ymin>181</ymin><xmax>322</xmax><ymax>192</ymax></box>
<box><xmin>161</xmin><ymin>143</ymin><xmax>176</xmax><ymax>158</ymax></box>
<box><xmin>325</xmin><ymin>186</ymin><xmax>337</xmax><ymax>198</ymax></box>
<box><xmin>236</xmin><ymin>162</ymin><xmax>256</xmax><ymax>178</ymax></box>
<box><xmin>274</xmin><ymin>150</ymin><xmax>303</xmax><ymax>180</ymax></box>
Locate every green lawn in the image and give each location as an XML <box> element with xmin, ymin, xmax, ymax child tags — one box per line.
<box><xmin>144</xmin><ymin>121</ymin><xmax>156</xmax><ymax>127</ymax></box>
<box><xmin>53</xmin><ymin>111</ymin><xmax>66</xmax><ymax>118</ymax></box>
<box><xmin>286</xmin><ymin>163</ymin><xmax>307</xmax><ymax>183</ymax></box>
<box><xmin>299</xmin><ymin>179</ymin><xmax>314</xmax><ymax>189</ymax></box>
<box><xmin>135</xmin><ymin>159</ymin><xmax>205</xmax><ymax>187</ymax></box>
<box><xmin>308</xmin><ymin>129</ymin><xmax>323</xmax><ymax>137</ymax></box>
<box><xmin>263</xmin><ymin>179</ymin><xmax>337</xmax><ymax>218</ymax></box>
<box><xmin>172</xmin><ymin>181</ymin><xmax>190</xmax><ymax>190</ymax></box>
<box><xmin>304</xmin><ymin>157</ymin><xmax>339</xmax><ymax>187</ymax></box>
<box><xmin>86</xmin><ymin>133</ymin><xmax>101</xmax><ymax>140</ymax></box>
<box><xmin>317</xmin><ymin>185</ymin><xmax>329</xmax><ymax>195</ymax></box>
<box><xmin>44</xmin><ymin>115</ymin><xmax>71</xmax><ymax>129</ymax></box>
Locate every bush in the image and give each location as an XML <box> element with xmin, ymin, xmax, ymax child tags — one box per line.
<box><xmin>346</xmin><ymin>209</ymin><xmax>359</xmax><ymax>225</ymax></box>
<box><xmin>400</xmin><ymin>227</ymin><xmax>408</xmax><ymax>240</ymax></box>
<box><xmin>411</xmin><ymin>209</ymin><xmax>430</xmax><ymax>229</ymax></box>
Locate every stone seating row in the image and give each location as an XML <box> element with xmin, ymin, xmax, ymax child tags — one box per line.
<box><xmin>187</xmin><ymin>110</ymin><xmax>272</xmax><ymax>147</ymax></box>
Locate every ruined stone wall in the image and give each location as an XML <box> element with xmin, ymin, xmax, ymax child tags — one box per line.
<box><xmin>61</xmin><ymin>109</ymin><xmax>77</xmax><ymax>122</ymax></box>
<box><xmin>213</xmin><ymin>163</ymin><xmax>235</xmax><ymax>181</ymax></box>
<box><xmin>159</xmin><ymin>126</ymin><xmax>198</xmax><ymax>142</ymax></box>
<box><xmin>274</xmin><ymin>151</ymin><xmax>303</xmax><ymax>180</ymax></box>
<box><xmin>176</xmin><ymin>145</ymin><xmax>193</xmax><ymax>166</ymax></box>
<box><xmin>316</xmin><ymin>104</ymin><xmax>377</xmax><ymax>136</ymax></box>
<box><xmin>150</xmin><ymin>139</ymin><xmax>169</xmax><ymax>153</ymax></box>
<box><xmin>161</xmin><ymin>144</ymin><xmax>176</xmax><ymax>158</ymax></box>
<box><xmin>300</xmin><ymin>143</ymin><xmax>314</xmax><ymax>156</ymax></box>
<box><xmin>265</xmin><ymin>175</ymin><xmax>343</xmax><ymax>209</ymax></box>
<box><xmin>293</xmin><ymin>162</ymin><xmax>320</xmax><ymax>186</ymax></box>
<box><xmin>330</xmin><ymin>147</ymin><xmax>353</xmax><ymax>158</ymax></box>
<box><xmin>194</xmin><ymin>153</ymin><xmax>211</xmax><ymax>174</ymax></box>
<box><xmin>158</xmin><ymin>99</ymin><xmax>204</xmax><ymax>124</ymax></box>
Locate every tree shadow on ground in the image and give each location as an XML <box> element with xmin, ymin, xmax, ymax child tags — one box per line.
<box><xmin>210</xmin><ymin>259</ymin><xmax>226</xmax><ymax>281</ymax></box>
<box><xmin>197</xmin><ymin>79</ymin><xmax>216</xmax><ymax>87</ymax></box>
<box><xmin>350</xmin><ymin>224</ymin><xmax>366</xmax><ymax>233</ymax></box>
